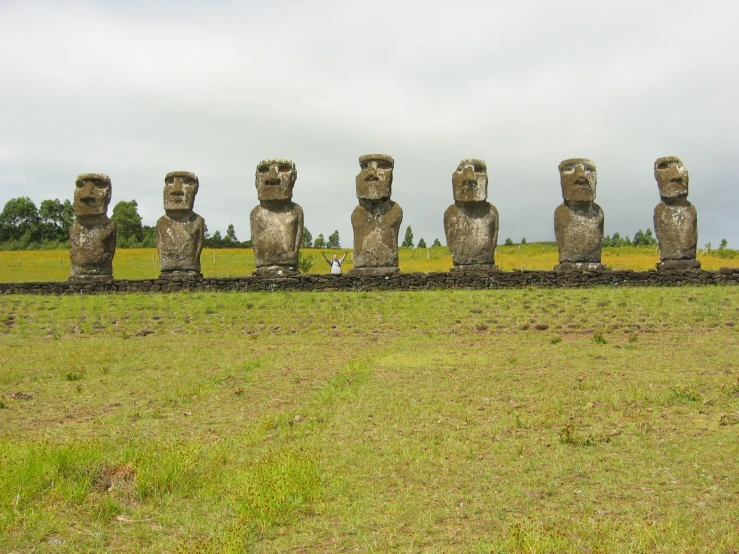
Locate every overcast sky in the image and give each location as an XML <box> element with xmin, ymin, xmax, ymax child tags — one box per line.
<box><xmin>1</xmin><ymin>0</ymin><xmax>737</xmax><ymax>247</ymax></box>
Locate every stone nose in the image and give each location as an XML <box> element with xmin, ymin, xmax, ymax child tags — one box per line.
<box><xmin>665</xmin><ymin>166</ymin><xmax>682</xmax><ymax>182</ymax></box>
<box><xmin>364</xmin><ymin>162</ymin><xmax>380</xmax><ymax>181</ymax></box>
<box><xmin>266</xmin><ymin>166</ymin><xmax>280</xmax><ymax>184</ymax></box>
<box><xmin>171</xmin><ymin>178</ymin><xmax>184</xmax><ymax>194</ymax></box>
<box><xmin>462</xmin><ymin>165</ymin><xmax>476</xmax><ymax>182</ymax></box>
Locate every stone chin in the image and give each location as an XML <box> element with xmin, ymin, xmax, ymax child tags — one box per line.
<box><xmin>452</xmin><ymin>180</ymin><xmax>488</xmax><ymax>203</ymax></box>
<box><xmin>356</xmin><ymin>184</ymin><xmax>391</xmax><ymax>202</ymax></box>
<box><xmin>658</xmin><ymin>183</ymin><xmax>689</xmax><ymax>199</ymax></box>
<box><xmin>562</xmin><ymin>185</ymin><xmax>596</xmax><ymax>203</ymax></box>
<box><xmin>257</xmin><ymin>185</ymin><xmax>293</xmax><ymax>202</ymax></box>
<box><xmin>163</xmin><ymin>198</ymin><xmax>195</xmax><ymax>212</ymax></box>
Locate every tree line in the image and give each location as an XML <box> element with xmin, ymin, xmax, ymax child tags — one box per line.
<box><xmin>1</xmin><ymin>196</ymin><xmax>731</xmax><ymax>252</ymax></box>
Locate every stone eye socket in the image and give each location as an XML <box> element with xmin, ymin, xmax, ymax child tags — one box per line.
<box><xmin>657</xmin><ymin>162</ymin><xmax>672</xmax><ymax>170</ymax></box>
<box><xmin>94</xmin><ymin>182</ymin><xmax>107</xmax><ymax>189</ymax></box>
<box><xmin>257</xmin><ymin>165</ymin><xmax>269</xmax><ymax>173</ymax></box>
<box><xmin>474</xmin><ymin>165</ymin><xmax>484</xmax><ymax>172</ymax></box>
<box><xmin>278</xmin><ymin>164</ymin><xmax>292</xmax><ymax>173</ymax></box>
<box><xmin>360</xmin><ymin>162</ymin><xmax>368</xmax><ymax>170</ymax></box>
<box><xmin>376</xmin><ymin>162</ymin><xmax>392</xmax><ymax>170</ymax></box>
<box><xmin>76</xmin><ymin>182</ymin><xmax>85</xmax><ymax>189</ymax></box>
<box><xmin>561</xmin><ymin>165</ymin><xmax>575</xmax><ymax>174</ymax></box>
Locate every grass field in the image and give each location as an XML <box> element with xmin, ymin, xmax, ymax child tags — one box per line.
<box><xmin>1</xmin><ymin>287</ymin><xmax>738</xmax><ymax>552</ymax></box>
<box><xmin>0</xmin><ymin>244</ymin><xmax>737</xmax><ymax>282</ymax></box>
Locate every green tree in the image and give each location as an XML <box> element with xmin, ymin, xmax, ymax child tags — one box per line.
<box><xmin>141</xmin><ymin>226</ymin><xmax>157</xmax><ymax>248</ymax></box>
<box><xmin>38</xmin><ymin>198</ymin><xmax>74</xmax><ymax>241</ymax></box>
<box><xmin>417</xmin><ymin>238</ymin><xmax>427</xmax><ymax>248</ymax></box>
<box><xmin>301</xmin><ymin>227</ymin><xmax>313</xmax><ymax>248</ymax></box>
<box><xmin>521</xmin><ymin>237</ymin><xmax>527</xmax><ymax>245</ymax></box>
<box><xmin>111</xmin><ymin>200</ymin><xmax>143</xmax><ymax>246</ymax></box>
<box><xmin>401</xmin><ymin>226</ymin><xmax>414</xmax><ymax>248</ymax></box>
<box><xmin>0</xmin><ymin>197</ymin><xmax>41</xmax><ymax>242</ymax></box>
<box><xmin>314</xmin><ymin>233</ymin><xmax>326</xmax><ymax>249</ymax></box>
<box><xmin>327</xmin><ymin>230</ymin><xmax>340</xmax><ymax>249</ymax></box>
<box><xmin>504</xmin><ymin>238</ymin><xmax>514</xmax><ymax>246</ymax></box>
<box><xmin>432</xmin><ymin>238</ymin><xmax>442</xmax><ymax>247</ymax></box>
<box><xmin>224</xmin><ymin>224</ymin><xmax>238</xmax><ymax>245</ymax></box>
<box><xmin>210</xmin><ymin>230</ymin><xmax>224</xmax><ymax>248</ymax></box>
<box><xmin>719</xmin><ymin>238</ymin><xmax>728</xmax><ymax>250</ymax></box>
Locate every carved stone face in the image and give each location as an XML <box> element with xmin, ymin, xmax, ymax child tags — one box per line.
<box><xmin>559</xmin><ymin>158</ymin><xmax>597</xmax><ymax>203</ymax></box>
<box><xmin>654</xmin><ymin>156</ymin><xmax>689</xmax><ymax>199</ymax></box>
<box><xmin>452</xmin><ymin>159</ymin><xmax>488</xmax><ymax>202</ymax></box>
<box><xmin>356</xmin><ymin>154</ymin><xmax>394</xmax><ymax>202</ymax></box>
<box><xmin>256</xmin><ymin>159</ymin><xmax>296</xmax><ymax>202</ymax></box>
<box><xmin>164</xmin><ymin>171</ymin><xmax>199</xmax><ymax>212</ymax></box>
<box><xmin>74</xmin><ymin>173</ymin><xmax>112</xmax><ymax>217</ymax></box>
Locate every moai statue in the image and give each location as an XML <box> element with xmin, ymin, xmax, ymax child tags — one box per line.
<box><xmin>444</xmin><ymin>159</ymin><xmax>499</xmax><ymax>273</ymax></box>
<box><xmin>348</xmin><ymin>154</ymin><xmax>403</xmax><ymax>275</ymax></box>
<box><xmin>553</xmin><ymin>158</ymin><xmax>607</xmax><ymax>271</ymax></box>
<box><xmin>250</xmin><ymin>159</ymin><xmax>304</xmax><ymax>276</ymax></box>
<box><xmin>653</xmin><ymin>156</ymin><xmax>700</xmax><ymax>270</ymax></box>
<box><xmin>156</xmin><ymin>171</ymin><xmax>205</xmax><ymax>279</ymax></box>
<box><xmin>69</xmin><ymin>173</ymin><xmax>116</xmax><ymax>282</ymax></box>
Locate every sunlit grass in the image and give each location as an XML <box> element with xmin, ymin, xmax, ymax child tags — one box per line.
<box><xmin>1</xmin><ymin>288</ymin><xmax>738</xmax><ymax>552</ymax></box>
<box><xmin>1</xmin><ymin>244</ymin><xmax>736</xmax><ymax>282</ymax></box>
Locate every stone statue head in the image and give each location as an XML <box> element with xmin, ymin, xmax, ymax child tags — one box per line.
<box><xmin>74</xmin><ymin>173</ymin><xmax>112</xmax><ymax>217</ymax></box>
<box><xmin>164</xmin><ymin>171</ymin><xmax>199</xmax><ymax>212</ymax></box>
<box><xmin>654</xmin><ymin>156</ymin><xmax>689</xmax><ymax>199</ymax></box>
<box><xmin>452</xmin><ymin>159</ymin><xmax>488</xmax><ymax>202</ymax></box>
<box><xmin>559</xmin><ymin>158</ymin><xmax>597</xmax><ymax>203</ymax></box>
<box><xmin>255</xmin><ymin>159</ymin><xmax>297</xmax><ymax>202</ymax></box>
<box><xmin>356</xmin><ymin>154</ymin><xmax>394</xmax><ymax>202</ymax></box>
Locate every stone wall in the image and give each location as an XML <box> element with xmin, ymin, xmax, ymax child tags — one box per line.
<box><xmin>2</xmin><ymin>268</ymin><xmax>738</xmax><ymax>295</ymax></box>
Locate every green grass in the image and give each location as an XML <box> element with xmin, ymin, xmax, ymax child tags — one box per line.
<box><xmin>1</xmin><ymin>244</ymin><xmax>737</xmax><ymax>282</ymax></box>
<box><xmin>1</xmin><ymin>288</ymin><xmax>738</xmax><ymax>552</ymax></box>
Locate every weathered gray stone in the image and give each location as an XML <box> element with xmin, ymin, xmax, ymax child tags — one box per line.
<box><xmin>554</xmin><ymin>159</ymin><xmax>606</xmax><ymax>271</ymax></box>
<box><xmin>69</xmin><ymin>173</ymin><xmax>116</xmax><ymax>282</ymax></box>
<box><xmin>250</xmin><ymin>159</ymin><xmax>304</xmax><ymax>276</ymax></box>
<box><xmin>653</xmin><ymin>156</ymin><xmax>700</xmax><ymax>270</ymax></box>
<box><xmin>444</xmin><ymin>159</ymin><xmax>499</xmax><ymax>271</ymax></box>
<box><xmin>157</xmin><ymin>171</ymin><xmax>204</xmax><ymax>279</ymax></box>
<box><xmin>348</xmin><ymin>154</ymin><xmax>403</xmax><ymax>276</ymax></box>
